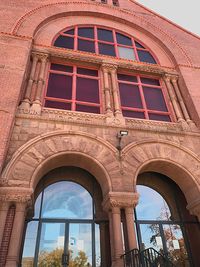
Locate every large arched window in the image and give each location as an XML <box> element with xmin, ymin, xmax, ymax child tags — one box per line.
<box><xmin>21</xmin><ymin>181</ymin><xmax>100</xmax><ymax>267</ymax></box>
<box><xmin>53</xmin><ymin>26</ymin><xmax>157</xmax><ymax>64</ymax></box>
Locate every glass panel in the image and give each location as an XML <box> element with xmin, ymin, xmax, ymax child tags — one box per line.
<box><xmin>97</xmin><ymin>28</ymin><xmax>114</xmax><ymax>42</ymax></box>
<box><xmin>135</xmin><ymin>41</ymin><xmax>145</xmax><ymax>49</ymax></box>
<box><xmin>136</xmin><ymin>185</ymin><xmax>171</xmax><ymax>220</ymax></box>
<box><xmin>54</xmin><ymin>35</ymin><xmax>74</xmax><ymax>49</ymax></box>
<box><xmin>76</xmin><ymin>77</ymin><xmax>99</xmax><ymax>103</ymax></box>
<box><xmin>149</xmin><ymin>113</ymin><xmax>171</xmax><ymax>122</ymax></box>
<box><xmin>78</xmin><ymin>27</ymin><xmax>94</xmax><ymax>39</ymax></box>
<box><xmin>78</xmin><ymin>39</ymin><xmax>95</xmax><ymax>53</ymax></box>
<box><xmin>77</xmin><ymin>67</ymin><xmax>98</xmax><ymax>77</ymax></box>
<box><xmin>45</xmin><ymin>100</ymin><xmax>71</xmax><ymax>110</ymax></box>
<box><xmin>119</xmin><ymin>83</ymin><xmax>142</xmax><ymax>108</ymax></box>
<box><xmin>116</xmin><ymin>32</ymin><xmax>132</xmax><ymax>46</ymax></box>
<box><xmin>51</xmin><ymin>64</ymin><xmax>73</xmax><ymax>73</ymax></box>
<box><xmin>46</xmin><ymin>73</ymin><xmax>72</xmax><ymax>99</ymax></box>
<box><xmin>117</xmin><ymin>74</ymin><xmax>137</xmax><ymax>82</ymax></box>
<box><xmin>76</xmin><ymin>105</ymin><xmax>100</xmax><ymax>114</ymax></box>
<box><xmin>68</xmin><ymin>223</ymin><xmax>92</xmax><ymax>267</ymax></box>
<box><xmin>143</xmin><ymin>87</ymin><xmax>168</xmax><ymax>111</ymax></box>
<box><xmin>64</xmin><ymin>29</ymin><xmax>75</xmax><ymax>35</ymax></box>
<box><xmin>122</xmin><ymin>110</ymin><xmax>145</xmax><ymax>119</ymax></box>
<box><xmin>95</xmin><ymin>224</ymin><xmax>101</xmax><ymax>267</ymax></box>
<box><xmin>37</xmin><ymin>223</ymin><xmax>65</xmax><ymax>266</ymax></box>
<box><xmin>99</xmin><ymin>43</ymin><xmax>116</xmax><ymax>56</ymax></box>
<box><xmin>21</xmin><ymin>221</ymin><xmax>39</xmax><ymax>267</ymax></box>
<box><xmin>137</xmin><ymin>50</ymin><xmax>157</xmax><ymax>64</ymax></box>
<box><xmin>140</xmin><ymin>77</ymin><xmax>160</xmax><ymax>86</ymax></box>
<box><xmin>163</xmin><ymin>224</ymin><xmax>190</xmax><ymax>266</ymax></box>
<box><xmin>118</xmin><ymin>46</ymin><xmax>135</xmax><ymax>60</ymax></box>
<box><xmin>41</xmin><ymin>181</ymin><xmax>93</xmax><ymax>219</ymax></box>
<box><xmin>34</xmin><ymin>192</ymin><xmax>42</xmax><ymax>219</ymax></box>
<box><xmin>140</xmin><ymin>224</ymin><xmax>164</xmax><ymax>252</ymax></box>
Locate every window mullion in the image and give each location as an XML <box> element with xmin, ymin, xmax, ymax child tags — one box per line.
<box><xmin>138</xmin><ymin>76</ymin><xmax>149</xmax><ymax>119</ymax></box>
<box><xmin>71</xmin><ymin>66</ymin><xmax>77</xmax><ymax>111</ymax></box>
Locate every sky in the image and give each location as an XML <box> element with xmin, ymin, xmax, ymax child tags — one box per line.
<box><xmin>136</xmin><ymin>1</ymin><xmax>200</xmax><ymax>36</ymax></box>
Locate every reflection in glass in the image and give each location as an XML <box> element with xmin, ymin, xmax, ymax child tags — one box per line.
<box><xmin>41</xmin><ymin>182</ymin><xmax>93</xmax><ymax>219</ymax></box>
<box><xmin>37</xmin><ymin>223</ymin><xmax>65</xmax><ymax>266</ymax></box>
<box><xmin>95</xmin><ymin>224</ymin><xmax>101</xmax><ymax>267</ymax></box>
<box><xmin>140</xmin><ymin>224</ymin><xmax>163</xmax><ymax>252</ymax></box>
<box><xmin>68</xmin><ymin>224</ymin><xmax>92</xmax><ymax>267</ymax></box>
<box><xmin>118</xmin><ymin>46</ymin><xmax>135</xmax><ymax>60</ymax></box>
<box><xmin>34</xmin><ymin>192</ymin><xmax>42</xmax><ymax>218</ymax></box>
<box><xmin>21</xmin><ymin>221</ymin><xmax>39</xmax><ymax>267</ymax></box>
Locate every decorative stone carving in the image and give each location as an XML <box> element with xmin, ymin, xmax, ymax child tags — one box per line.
<box><xmin>0</xmin><ymin>187</ymin><xmax>33</xmax><ymax>204</ymax></box>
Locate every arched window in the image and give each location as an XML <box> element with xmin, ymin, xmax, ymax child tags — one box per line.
<box><xmin>53</xmin><ymin>26</ymin><xmax>157</xmax><ymax>64</ymax></box>
<box><xmin>21</xmin><ymin>181</ymin><xmax>100</xmax><ymax>267</ymax></box>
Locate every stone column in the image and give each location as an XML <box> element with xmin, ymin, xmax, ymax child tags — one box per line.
<box><xmin>19</xmin><ymin>53</ymin><xmax>39</xmax><ymax>111</ymax></box>
<box><xmin>31</xmin><ymin>53</ymin><xmax>48</xmax><ymax>115</ymax></box>
<box><xmin>124</xmin><ymin>207</ymin><xmax>137</xmax><ymax>250</ymax></box>
<box><xmin>5</xmin><ymin>202</ymin><xmax>27</xmax><ymax>267</ymax></box>
<box><xmin>0</xmin><ymin>202</ymin><xmax>10</xmax><ymax>247</ymax></box>
<box><xmin>171</xmin><ymin>77</ymin><xmax>196</xmax><ymax>129</ymax></box>
<box><xmin>101</xmin><ymin>65</ymin><xmax>113</xmax><ymax>117</ymax></box>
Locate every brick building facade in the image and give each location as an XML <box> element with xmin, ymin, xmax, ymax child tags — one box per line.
<box><xmin>0</xmin><ymin>0</ymin><xmax>200</xmax><ymax>266</ymax></box>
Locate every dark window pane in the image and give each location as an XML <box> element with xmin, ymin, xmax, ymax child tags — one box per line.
<box><xmin>78</xmin><ymin>39</ymin><xmax>95</xmax><ymax>53</ymax></box>
<box><xmin>46</xmin><ymin>73</ymin><xmax>72</xmax><ymax>99</ymax></box>
<box><xmin>118</xmin><ymin>74</ymin><xmax>137</xmax><ymax>82</ymax></box>
<box><xmin>97</xmin><ymin>29</ymin><xmax>114</xmax><ymax>42</ymax></box>
<box><xmin>140</xmin><ymin>77</ymin><xmax>160</xmax><ymax>86</ymax></box>
<box><xmin>123</xmin><ymin>110</ymin><xmax>145</xmax><ymax>119</ymax></box>
<box><xmin>76</xmin><ymin>77</ymin><xmax>99</xmax><ymax>103</ymax></box>
<box><xmin>119</xmin><ymin>83</ymin><xmax>142</xmax><ymax>108</ymax></box>
<box><xmin>99</xmin><ymin>43</ymin><xmax>116</xmax><ymax>56</ymax></box>
<box><xmin>45</xmin><ymin>100</ymin><xmax>71</xmax><ymax>110</ymax></box>
<box><xmin>116</xmin><ymin>33</ymin><xmax>132</xmax><ymax>46</ymax></box>
<box><xmin>76</xmin><ymin>105</ymin><xmax>100</xmax><ymax>114</ymax></box>
<box><xmin>54</xmin><ymin>36</ymin><xmax>74</xmax><ymax>49</ymax></box>
<box><xmin>135</xmin><ymin>41</ymin><xmax>145</xmax><ymax>48</ymax></box>
<box><xmin>149</xmin><ymin>113</ymin><xmax>171</xmax><ymax>122</ymax></box>
<box><xmin>51</xmin><ymin>64</ymin><xmax>73</xmax><ymax>73</ymax></box>
<box><xmin>137</xmin><ymin>50</ymin><xmax>157</xmax><ymax>64</ymax></box>
<box><xmin>64</xmin><ymin>29</ymin><xmax>74</xmax><ymax>35</ymax></box>
<box><xmin>77</xmin><ymin>68</ymin><xmax>98</xmax><ymax>77</ymax></box>
<box><xmin>78</xmin><ymin>27</ymin><xmax>94</xmax><ymax>39</ymax></box>
<box><xmin>143</xmin><ymin>87</ymin><xmax>167</xmax><ymax>111</ymax></box>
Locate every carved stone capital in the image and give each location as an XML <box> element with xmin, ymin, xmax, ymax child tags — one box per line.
<box><xmin>102</xmin><ymin>192</ymin><xmax>139</xmax><ymax>211</ymax></box>
<box><xmin>0</xmin><ymin>187</ymin><xmax>33</xmax><ymax>205</ymax></box>
<box><xmin>32</xmin><ymin>52</ymin><xmax>49</xmax><ymax>62</ymax></box>
<box><xmin>101</xmin><ymin>62</ymin><xmax>118</xmax><ymax>72</ymax></box>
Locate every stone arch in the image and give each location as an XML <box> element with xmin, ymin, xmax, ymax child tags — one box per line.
<box><xmin>1</xmin><ymin>131</ymin><xmax>119</xmax><ymax>196</ymax></box>
<box><xmin>122</xmin><ymin>139</ymin><xmax>200</xmax><ymax>207</ymax></box>
<box><xmin>12</xmin><ymin>1</ymin><xmax>192</xmax><ymax>66</ymax></box>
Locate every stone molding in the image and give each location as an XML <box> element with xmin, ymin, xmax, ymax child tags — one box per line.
<box><xmin>0</xmin><ymin>187</ymin><xmax>33</xmax><ymax>204</ymax></box>
<box><xmin>187</xmin><ymin>198</ymin><xmax>200</xmax><ymax>218</ymax></box>
<box><xmin>102</xmin><ymin>192</ymin><xmax>139</xmax><ymax>211</ymax></box>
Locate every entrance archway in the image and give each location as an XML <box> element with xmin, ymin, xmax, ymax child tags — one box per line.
<box><xmin>135</xmin><ymin>172</ymin><xmax>200</xmax><ymax>267</ymax></box>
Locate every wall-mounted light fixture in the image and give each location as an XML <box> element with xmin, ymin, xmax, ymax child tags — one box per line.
<box><xmin>116</xmin><ymin>130</ymin><xmax>128</xmax><ymax>151</ymax></box>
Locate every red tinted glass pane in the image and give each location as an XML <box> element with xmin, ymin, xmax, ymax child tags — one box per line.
<box><xmin>137</xmin><ymin>50</ymin><xmax>156</xmax><ymax>64</ymax></box>
<box><xmin>117</xmin><ymin>74</ymin><xmax>137</xmax><ymax>82</ymax></box>
<box><xmin>119</xmin><ymin>83</ymin><xmax>142</xmax><ymax>108</ymax></box>
<box><xmin>46</xmin><ymin>73</ymin><xmax>72</xmax><ymax>99</ymax></box>
<box><xmin>97</xmin><ymin>29</ymin><xmax>114</xmax><ymax>42</ymax></box>
<box><xmin>45</xmin><ymin>100</ymin><xmax>71</xmax><ymax>110</ymax></box>
<box><xmin>64</xmin><ymin>29</ymin><xmax>74</xmax><ymax>35</ymax></box>
<box><xmin>77</xmin><ymin>68</ymin><xmax>98</xmax><ymax>77</ymax></box>
<box><xmin>54</xmin><ymin>36</ymin><xmax>74</xmax><ymax>49</ymax></box>
<box><xmin>135</xmin><ymin>41</ymin><xmax>145</xmax><ymax>49</ymax></box>
<box><xmin>122</xmin><ymin>110</ymin><xmax>145</xmax><ymax>119</ymax></box>
<box><xmin>76</xmin><ymin>105</ymin><xmax>100</xmax><ymax>114</ymax></box>
<box><xmin>143</xmin><ymin>87</ymin><xmax>167</xmax><ymax>111</ymax></box>
<box><xmin>116</xmin><ymin>33</ymin><xmax>132</xmax><ymax>46</ymax></box>
<box><xmin>99</xmin><ymin>43</ymin><xmax>116</xmax><ymax>56</ymax></box>
<box><xmin>140</xmin><ymin>77</ymin><xmax>160</xmax><ymax>86</ymax></box>
<box><xmin>149</xmin><ymin>113</ymin><xmax>171</xmax><ymax>122</ymax></box>
<box><xmin>78</xmin><ymin>39</ymin><xmax>95</xmax><ymax>53</ymax></box>
<box><xmin>76</xmin><ymin>77</ymin><xmax>99</xmax><ymax>103</ymax></box>
<box><xmin>51</xmin><ymin>64</ymin><xmax>73</xmax><ymax>73</ymax></box>
<box><xmin>78</xmin><ymin>27</ymin><xmax>94</xmax><ymax>39</ymax></box>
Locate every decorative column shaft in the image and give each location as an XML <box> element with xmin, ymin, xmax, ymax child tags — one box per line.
<box><xmin>101</xmin><ymin>65</ymin><xmax>112</xmax><ymax>116</ymax></box>
<box><xmin>164</xmin><ymin>75</ymin><xmax>184</xmax><ymax>122</ymax></box>
<box><xmin>125</xmin><ymin>207</ymin><xmax>137</xmax><ymax>250</ymax></box>
<box><xmin>110</xmin><ymin>68</ymin><xmax>121</xmax><ymax>116</ymax></box>
<box><xmin>0</xmin><ymin>202</ymin><xmax>9</xmax><ymax>247</ymax></box>
<box><xmin>108</xmin><ymin>211</ymin><xmax>115</xmax><ymax>262</ymax></box>
<box><xmin>5</xmin><ymin>202</ymin><xmax>27</xmax><ymax>267</ymax></box>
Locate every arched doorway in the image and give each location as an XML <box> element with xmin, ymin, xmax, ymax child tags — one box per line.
<box><xmin>21</xmin><ymin>167</ymin><xmax>109</xmax><ymax>267</ymax></box>
<box><xmin>135</xmin><ymin>172</ymin><xmax>200</xmax><ymax>267</ymax></box>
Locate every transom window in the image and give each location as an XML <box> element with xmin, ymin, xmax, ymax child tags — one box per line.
<box><xmin>44</xmin><ymin>64</ymin><xmax>101</xmax><ymax>114</ymax></box>
<box><xmin>53</xmin><ymin>26</ymin><xmax>157</xmax><ymax>64</ymax></box>
<box><xmin>118</xmin><ymin>73</ymin><xmax>171</xmax><ymax>121</ymax></box>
